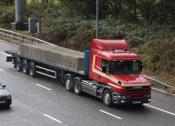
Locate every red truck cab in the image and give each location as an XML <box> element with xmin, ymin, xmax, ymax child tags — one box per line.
<box><xmin>88</xmin><ymin>39</ymin><xmax>151</xmax><ymax>105</ymax></box>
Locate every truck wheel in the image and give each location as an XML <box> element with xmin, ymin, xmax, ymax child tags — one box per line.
<box><xmin>29</xmin><ymin>61</ymin><xmax>36</xmax><ymax>77</ymax></box>
<box><xmin>64</xmin><ymin>74</ymin><xmax>73</xmax><ymax>91</ymax></box>
<box><xmin>73</xmin><ymin>77</ymin><xmax>82</xmax><ymax>95</ymax></box>
<box><xmin>16</xmin><ymin>57</ymin><xmax>22</xmax><ymax>72</ymax></box>
<box><xmin>103</xmin><ymin>90</ymin><xmax>112</xmax><ymax>106</ymax></box>
<box><xmin>22</xmin><ymin>59</ymin><xmax>29</xmax><ymax>74</ymax></box>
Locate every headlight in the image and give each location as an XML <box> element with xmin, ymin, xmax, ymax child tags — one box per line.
<box><xmin>6</xmin><ymin>95</ymin><xmax>11</xmax><ymax>99</ymax></box>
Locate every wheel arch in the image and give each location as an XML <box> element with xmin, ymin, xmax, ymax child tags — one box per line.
<box><xmin>73</xmin><ymin>76</ymin><xmax>82</xmax><ymax>86</ymax></box>
<box><xmin>102</xmin><ymin>86</ymin><xmax>112</xmax><ymax>95</ymax></box>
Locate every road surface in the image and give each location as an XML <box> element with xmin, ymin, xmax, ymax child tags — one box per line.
<box><xmin>0</xmin><ymin>39</ymin><xmax>175</xmax><ymax>126</ymax></box>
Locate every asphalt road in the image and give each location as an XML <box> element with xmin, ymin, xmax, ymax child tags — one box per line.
<box><xmin>0</xmin><ymin>40</ymin><xmax>175</xmax><ymax>126</ymax></box>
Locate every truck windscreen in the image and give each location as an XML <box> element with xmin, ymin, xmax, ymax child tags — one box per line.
<box><xmin>109</xmin><ymin>61</ymin><xmax>142</xmax><ymax>75</ymax></box>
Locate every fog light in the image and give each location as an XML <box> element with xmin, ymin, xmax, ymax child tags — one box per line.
<box><xmin>121</xmin><ymin>100</ymin><xmax>125</xmax><ymax>103</ymax></box>
<box><xmin>118</xmin><ymin>96</ymin><xmax>126</xmax><ymax>100</ymax></box>
<box><xmin>113</xmin><ymin>95</ymin><xmax>118</xmax><ymax>101</ymax></box>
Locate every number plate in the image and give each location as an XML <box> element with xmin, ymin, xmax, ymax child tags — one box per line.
<box><xmin>133</xmin><ymin>101</ymin><xmax>142</xmax><ymax>104</ymax></box>
<box><xmin>133</xmin><ymin>86</ymin><xmax>142</xmax><ymax>89</ymax></box>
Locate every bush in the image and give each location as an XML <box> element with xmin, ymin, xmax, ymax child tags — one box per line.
<box><xmin>0</xmin><ymin>5</ymin><xmax>15</xmax><ymax>28</ymax></box>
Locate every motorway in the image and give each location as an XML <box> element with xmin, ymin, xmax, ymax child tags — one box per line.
<box><xmin>0</xmin><ymin>40</ymin><xmax>175</xmax><ymax>126</ymax></box>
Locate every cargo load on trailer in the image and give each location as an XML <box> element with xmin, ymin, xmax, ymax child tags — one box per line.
<box><xmin>17</xmin><ymin>43</ymin><xmax>84</xmax><ymax>74</ymax></box>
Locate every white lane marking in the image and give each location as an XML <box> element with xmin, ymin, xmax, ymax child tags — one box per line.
<box><xmin>145</xmin><ymin>104</ymin><xmax>175</xmax><ymax>117</ymax></box>
<box><xmin>35</xmin><ymin>84</ymin><xmax>52</xmax><ymax>91</ymax></box>
<box><xmin>0</xmin><ymin>51</ymin><xmax>10</xmax><ymax>56</ymax></box>
<box><xmin>99</xmin><ymin>110</ymin><xmax>123</xmax><ymax>120</ymax></box>
<box><xmin>152</xmin><ymin>87</ymin><xmax>175</xmax><ymax>96</ymax></box>
<box><xmin>0</xmin><ymin>68</ymin><xmax>4</xmax><ymax>71</ymax></box>
<box><xmin>43</xmin><ymin>114</ymin><xmax>62</xmax><ymax>124</ymax></box>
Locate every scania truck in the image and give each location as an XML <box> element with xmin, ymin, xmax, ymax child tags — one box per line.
<box><xmin>6</xmin><ymin>39</ymin><xmax>151</xmax><ymax>106</ymax></box>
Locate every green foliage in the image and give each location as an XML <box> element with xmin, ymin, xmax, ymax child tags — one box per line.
<box><xmin>59</xmin><ymin>0</ymin><xmax>175</xmax><ymax>24</ymax></box>
<box><xmin>27</xmin><ymin>0</ymin><xmax>59</xmax><ymax>5</ymax></box>
<box><xmin>0</xmin><ymin>0</ymin><xmax>14</xmax><ymax>5</ymax></box>
<box><xmin>59</xmin><ymin>0</ymin><xmax>96</xmax><ymax>18</ymax></box>
<box><xmin>0</xmin><ymin>5</ymin><xmax>15</xmax><ymax>28</ymax></box>
<box><xmin>2</xmin><ymin>0</ymin><xmax>175</xmax><ymax>24</ymax></box>
<box><xmin>134</xmin><ymin>38</ymin><xmax>175</xmax><ymax>74</ymax></box>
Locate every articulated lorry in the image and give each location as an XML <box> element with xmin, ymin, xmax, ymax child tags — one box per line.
<box><xmin>6</xmin><ymin>39</ymin><xmax>151</xmax><ymax>106</ymax></box>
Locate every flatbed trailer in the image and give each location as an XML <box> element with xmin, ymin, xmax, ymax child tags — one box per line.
<box><xmin>6</xmin><ymin>39</ymin><xmax>151</xmax><ymax>106</ymax></box>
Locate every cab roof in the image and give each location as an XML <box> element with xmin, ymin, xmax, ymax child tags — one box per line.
<box><xmin>91</xmin><ymin>39</ymin><xmax>140</xmax><ymax>60</ymax></box>
<box><xmin>96</xmin><ymin>49</ymin><xmax>140</xmax><ymax>61</ymax></box>
<box><xmin>91</xmin><ymin>39</ymin><xmax>129</xmax><ymax>50</ymax></box>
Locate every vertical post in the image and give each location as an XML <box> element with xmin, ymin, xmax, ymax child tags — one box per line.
<box><xmin>96</xmin><ymin>0</ymin><xmax>99</xmax><ymax>38</ymax></box>
<box><xmin>12</xmin><ymin>0</ymin><xmax>26</xmax><ymax>30</ymax></box>
<box><xmin>15</xmin><ymin>0</ymin><xmax>25</xmax><ymax>23</ymax></box>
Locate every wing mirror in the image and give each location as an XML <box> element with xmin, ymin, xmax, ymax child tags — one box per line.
<box><xmin>102</xmin><ymin>66</ymin><xmax>107</xmax><ymax>73</ymax></box>
<box><xmin>139</xmin><ymin>62</ymin><xmax>143</xmax><ymax>72</ymax></box>
<box><xmin>2</xmin><ymin>85</ymin><xmax>6</xmax><ymax>88</ymax></box>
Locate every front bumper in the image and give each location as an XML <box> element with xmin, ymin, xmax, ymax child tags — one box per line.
<box><xmin>112</xmin><ymin>92</ymin><xmax>151</xmax><ymax>104</ymax></box>
<box><xmin>0</xmin><ymin>96</ymin><xmax>12</xmax><ymax>105</ymax></box>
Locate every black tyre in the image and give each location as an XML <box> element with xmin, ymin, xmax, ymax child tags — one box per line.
<box><xmin>64</xmin><ymin>74</ymin><xmax>73</xmax><ymax>91</ymax></box>
<box><xmin>15</xmin><ymin>57</ymin><xmax>22</xmax><ymax>72</ymax></box>
<box><xmin>103</xmin><ymin>90</ymin><xmax>112</xmax><ymax>106</ymax></box>
<box><xmin>29</xmin><ymin>61</ymin><xmax>36</xmax><ymax>77</ymax></box>
<box><xmin>73</xmin><ymin>77</ymin><xmax>82</xmax><ymax>95</ymax></box>
<box><xmin>22</xmin><ymin>59</ymin><xmax>29</xmax><ymax>74</ymax></box>
<box><xmin>5</xmin><ymin>103</ymin><xmax>11</xmax><ymax>108</ymax></box>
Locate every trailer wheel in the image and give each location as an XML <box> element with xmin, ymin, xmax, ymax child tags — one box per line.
<box><xmin>22</xmin><ymin>59</ymin><xmax>29</xmax><ymax>74</ymax></box>
<box><xmin>16</xmin><ymin>57</ymin><xmax>22</xmax><ymax>72</ymax></box>
<box><xmin>64</xmin><ymin>74</ymin><xmax>73</xmax><ymax>91</ymax></box>
<box><xmin>73</xmin><ymin>77</ymin><xmax>82</xmax><ymax>95</ymax></box>
<box><xmin>29</xmin><ymin>61</ymin><xmax>36</xmax><ymax>77</ymax></box>
<box><xmin>103</xmin><ymin>90</ymin><xmax>112</xmax><ymax>106</ymax></box>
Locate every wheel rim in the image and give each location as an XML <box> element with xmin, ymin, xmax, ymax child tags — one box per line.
<box><xmin>16</xmin><ymin>64</ymin><xmax>20</xmax><ymax>71</ymax></box>
<box><xmin>104</xmin><ymin>93</ymin><xmax>110</xmax><ymax>105</ymax></box>
<box><xmin>74</xmin><ymin>82</ymin><xmax>79</xmax><ymax>93</ymax></box>
<box><xmin>23</xmin><ymin>67</ymin><xmax>26</xmax><ymax>73</ymax></box>
<box><xmin>66</xmin><ymin>79</ymin><xmax>71</xmax><ymax>90</ymax></box>
<box><xmin>29</xmin><ymin>69</ymin><xmax>34</xmax><ymax>76</ymax></box>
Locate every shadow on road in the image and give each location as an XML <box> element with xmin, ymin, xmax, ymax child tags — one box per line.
<box><xmin>0</xmin><ymin>106</ymin><xmax>11</xmax><ymax>112</ymax></box>
<box><xmin>110</xmin><ymin>103</ymin><xmax>152</xmax><ymax>115</ymax></box>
